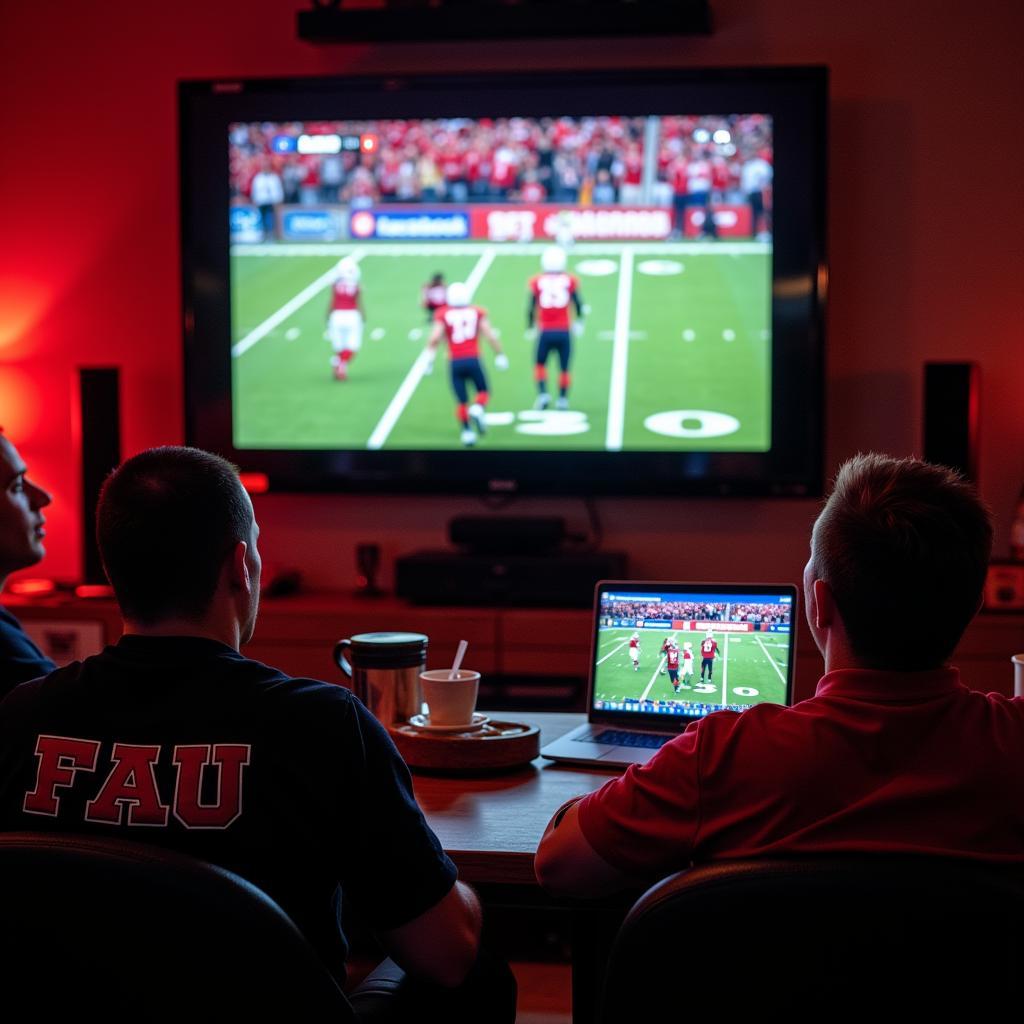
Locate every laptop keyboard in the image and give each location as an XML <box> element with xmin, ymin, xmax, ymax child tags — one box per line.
<box><xmin>585</xmin><ymin>729</ymin><xmax>671</xmax><ymax>750</ymax></box>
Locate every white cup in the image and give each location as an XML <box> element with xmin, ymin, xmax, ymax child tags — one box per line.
<box><xmin>419</xmin><ymin>669</ymin><xmax>480</xmax><ymax>727</ymax></box>
<box><xmin>1013</xmin><ymin>654</ymin><xmax>1024</xmax><ymax>699</ymax></box>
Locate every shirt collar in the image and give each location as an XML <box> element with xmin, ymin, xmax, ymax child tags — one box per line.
<box><xmin>814</xmin><ymin>666</ymin><xmax>964</xmax><ymax>703</ymax></box>
<box><xmin>115</xmin><ymin>634</ymin><xmax>240</xmax><ymax>660</ymax></box>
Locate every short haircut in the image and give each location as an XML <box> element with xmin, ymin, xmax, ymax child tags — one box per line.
<box><xmin>97</xmin><ymin>447</ymin><xmax>252</xmax><ymax>624</ymax></box>
<box><xmin>811</xmin><ymin>454</ymin><xmax>992</xmax><ymax>671</ymax></box>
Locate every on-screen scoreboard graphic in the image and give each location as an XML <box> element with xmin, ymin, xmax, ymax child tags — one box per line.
<box><xmin>228</xmin><ymin>112</ymin><xmax>774</xmax><ymax>454</ymax></box>
<box><xmin>593</xmin><ymin>589</ymin><xmax>794</xmax><ymax>718</ymax></box>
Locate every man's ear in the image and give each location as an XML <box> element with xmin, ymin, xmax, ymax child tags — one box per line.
<box><xmin>229</xmin><ymin>540</ymin><xmax>251</xmax><ymax>594</ymax></box>
<box><xmin>812</xmin><ymin>577</ymin><xmax>836</xmax><ymax>631</ymax></box>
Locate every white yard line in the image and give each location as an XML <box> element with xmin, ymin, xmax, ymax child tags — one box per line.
<box><xmin>605</xmin><ymin>247</ymin><xmax>634</xmax><ymax>451</ymax></box>
<box><xmin>231</xmin><ymin>250</ymin><xmax>363</xmax><ymax>357</ymax></box>
<box><xmin>722</xmin><ymin>633</ymin><xmax>730</xmax><ymax>705</ymax></box>
<box><xmin>461</xmin><ymin>247</ymin><xmax>497</xmax><ymax>296</ymax></box>
<box><xmin>366</xmin><ymin>248</ymin><xmax>496</xmax><ymax>451</ymax></box>
<box><xmin>640</xmin><ymin>657</ymin><xmax>666</xmax><ymax>701</ymax></box>
<box><xmin>755</xmin><ymin>634</ymin><xmax>787</xmax><ymax>684</ymax></box>
<box><xmin>596</xmin><ymin>639</ymin><xmax>630</xmax><ymax>665</ymax></box>
<box><xmin>232</xmin><ymin>241</ymin><xmax>770</xmax><ymax>258</ymax></box>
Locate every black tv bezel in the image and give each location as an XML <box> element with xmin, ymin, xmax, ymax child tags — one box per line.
<box><xmin>180</xmin><ymin>66</ymin><xmax>827</xmax><ymax>497</ymax></box>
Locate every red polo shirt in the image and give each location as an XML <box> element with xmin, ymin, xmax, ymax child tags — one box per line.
<box><xmin>577</xmin><ymin>668</ymin><xmax>1024</xmax><ymax>876</ymax></box>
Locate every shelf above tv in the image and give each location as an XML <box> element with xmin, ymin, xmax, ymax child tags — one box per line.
<box><xmin>297</xmin><ymin>0</ymin><xmax>712</xmax><ymax>44</ymax></box>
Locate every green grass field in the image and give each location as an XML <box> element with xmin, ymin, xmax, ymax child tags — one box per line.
<box><xmin>230</xmin><ymin>241</ymin><xmax>771</xmax><ymax>451</ymax></box>
<box><xmin>593</xmin><ymin>626</ymin><xmax>791</xmax><ymax>710</ymax></box>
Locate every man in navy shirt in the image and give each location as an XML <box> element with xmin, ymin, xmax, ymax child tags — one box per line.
<box><xmin>0</xmin><ymin>431</ymin><xmax>55</xmax><ymax>694</ymax></box>
<box><xmin>0</xmin><ymin>446</ymin><xmax>512</xmax><ymax>1021</ymax></box>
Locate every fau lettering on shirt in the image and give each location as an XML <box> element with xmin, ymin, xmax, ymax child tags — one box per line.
<box><xmin>436</xmin><ymin>304</ymin><xmax>485</xmax><ymax>359</ymax></box>
<box><xmin>530</xmin><ymin>272</ymin><xmax>579</xmax><ymax>331</ymax></box>
<box><xmin>0</xmin><ymin>635</ymin><xmax>457</xmax><ymax>986</ymax></box>
<box><xmin>331</xmin><ymin>280</ymin><xmax>360</xmax><ymax>311</ymax></box>
<box><xmin>701</xmin><ymin>639</ymin><xmax>719</xmax><ymax>659</ymax></box>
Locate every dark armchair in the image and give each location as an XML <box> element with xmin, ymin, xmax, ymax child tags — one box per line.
<box><xmin>0</xmin><ymin>831</ymin><xmax>356</xmax><ymax>1020</ymax></box>
<box><xmin>600</xmin><ymin>856</ymin><xmax>1024</xmax><ymax>1021</ymax></box>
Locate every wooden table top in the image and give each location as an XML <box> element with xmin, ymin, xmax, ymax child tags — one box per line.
<box><xmin>412</xmin><ymin>711</ymin><xmax>619</xmax><ymax>887</ymax></box>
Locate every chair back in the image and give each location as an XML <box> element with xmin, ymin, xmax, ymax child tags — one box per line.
<box><xmin>600</xmin><ymin>856</ymin><xmax>1024</xmax><ymax>1021</ymax></box>
<box><xmin>0</xmin><ymin>831</ymin><xmax>355</xmax><ymax>1021</ymax></box>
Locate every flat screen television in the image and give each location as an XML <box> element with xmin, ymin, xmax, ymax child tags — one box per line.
<box><xmin>180</xmin><ymin>67</ymin><xmax>826</xmax><ymax>495</ymax></box>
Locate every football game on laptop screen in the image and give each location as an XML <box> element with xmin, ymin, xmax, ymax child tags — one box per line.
<box><xmin>593</xmin><ymin>584</ymin><xmax>795</xmax><ymax>719</ymax></box>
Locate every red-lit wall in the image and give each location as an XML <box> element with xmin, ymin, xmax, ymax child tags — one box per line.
<box><xmin>2</xmin><ymin>0</ymin><xmax>1022</xmax><ymax>590</ymax></box>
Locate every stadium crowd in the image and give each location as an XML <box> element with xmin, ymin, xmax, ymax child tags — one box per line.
<box><xmin>604</xmin><ymin>600</ymin><xmax>729</xmax><ymax>621</ymax></box>
<box><xmin>728</xmin><ymin>603</ymin><xmax>791</xmax><ymax>625</ymax></box>
<box><xmin>229</xmin><ymin>115</ymin><xmax>773</xmax><ymax>235</ymax></box>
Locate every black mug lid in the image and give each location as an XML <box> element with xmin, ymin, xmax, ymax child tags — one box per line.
<box><xmin>343</xmin><ymin>632</ymin><xmax>428</xmax><ymax>669</ymax></box>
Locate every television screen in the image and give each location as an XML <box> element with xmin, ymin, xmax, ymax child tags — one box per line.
<box><xmin>182</xmin><ymin>69</ymin><xmax>826</xmax><ymax>494</ymax></box>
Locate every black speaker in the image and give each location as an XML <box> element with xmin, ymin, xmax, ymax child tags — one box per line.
<box><xmin>78</xmin><ymin>368</ymin><xmax>121</xmax><ymax>585</ymax></box>
<box><xmin>923</xmin><ymin>362</ymin><xmax>979</xmax><ymax>482</ymax></box>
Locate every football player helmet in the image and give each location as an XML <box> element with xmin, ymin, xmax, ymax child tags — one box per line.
<box><xmin>336</xmin><ymin>258</ymin><xmax>361</xmax><ymax>284</ymax></box>
<box><xmin>541</xmin><ymin>246</ymin><xmax>567</xmax><ymax>273</ymax></box>
<box><xmin>446</xmin><ymin>281</ymin><xmax>470</xmax><ymax>307</ymax></box>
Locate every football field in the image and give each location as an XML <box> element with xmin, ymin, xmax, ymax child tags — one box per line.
<box><xmin>230</xmin><ymin>241</ymin><xmax>771</xmax><ymax>451</ymax></box>
<box><xmin>593</xmin><ymin>626</ymin><xmax>790</xmax><ymax>709</ymax></box>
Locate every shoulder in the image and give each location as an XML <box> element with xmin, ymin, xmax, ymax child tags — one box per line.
<box><xmin>228</xmin><ymin>653</ymin><xmax>360</xmax><ymax>715</ymax></box>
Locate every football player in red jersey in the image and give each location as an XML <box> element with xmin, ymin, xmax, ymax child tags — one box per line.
<box><xmin>421</xmin><ymin>272</ymin><xmax>447</xmax><ymax>323</ymax></box>
<box><xmin>659</xmin><ymin>635</ymin><xmax>673</xmax><ymax>674</ymax></box>
<box><xmin>700</xmin><ymin>629</ymin><xmax>720</xmax><ymax>682</ymax></box>
<box><xmin>326</xmin><ymin>257</ymin><xmax>364</xmax><ymax>381</ymax></box>
<box><xmin>665</xmin><ymin>641</ymin><xmax>683</xmax><ymax>692</ymax></box>
<box><xmin>424</xmin><ymin>282</ymin><xmax>509</xmax><ymax>447</ymax></box>
<box><xmin>527</xmin><ymin>247</ymin><xmax>585</xmax><ymax>411</ymax></box>
<box><xmin>628</xmin><ymin>632</ymin><xmax>641</xmax><ymax>672</ymax></box>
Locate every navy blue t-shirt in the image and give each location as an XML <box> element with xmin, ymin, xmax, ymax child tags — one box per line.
<box><xmin>0</xmin><ymin>635</ymin><xmax>456</xmax><ymax>982</ymax></box>
<box><xmin>0</xmin><ymin>605</ymin><xmax>56</xmax><ymax>698</ymax></box>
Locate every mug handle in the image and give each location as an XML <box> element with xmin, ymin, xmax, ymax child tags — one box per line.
<box><xmin>333</xmin><ymin>639</ymin><xmax>353</xmax><ymax>680</ymax></box>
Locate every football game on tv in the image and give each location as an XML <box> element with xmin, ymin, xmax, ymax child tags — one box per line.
<box><xmin>228</xmin><ymin>111</ymin><xmax>774</xmax><ymax>453</ymax></box>
<box><xmin>593</xmin><ymin>588</ymin><xmax>793</xmax><ymax>718</ymax></box>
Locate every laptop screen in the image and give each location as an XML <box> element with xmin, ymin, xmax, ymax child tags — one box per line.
<box><xmin>592</xmin><ymin>582</ymin><xmax>796</xmax><ymax>721</ymax></box>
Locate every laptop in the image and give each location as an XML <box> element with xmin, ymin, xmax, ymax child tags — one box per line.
<box><xmin>541</xmin><ymin>580</ymin><xmax>798</xmax><ymax>768</ymax></box>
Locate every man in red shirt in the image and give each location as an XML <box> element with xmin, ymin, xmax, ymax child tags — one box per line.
<box><xmin>536</xmin><ymin>454</ymin><xmax>1016</xmax><ymax>897</ymax></box>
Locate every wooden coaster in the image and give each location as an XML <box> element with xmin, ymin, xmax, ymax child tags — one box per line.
<box><xmin>389</xmin><ymin>719</ymin><xmax>540</xmax><ymax>774</ymax></box>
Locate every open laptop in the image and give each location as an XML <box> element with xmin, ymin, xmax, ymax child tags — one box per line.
<box><xmin>541</xmin><ymin>580</ymin><xmax>798</xmax><ymax>768</ymax></box>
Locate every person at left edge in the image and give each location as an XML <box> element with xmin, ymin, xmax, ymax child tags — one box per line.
<box><xmin>0</xmin><ymin>430</ymin><xmax>55</xmax><ymax>696</ymax></box>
